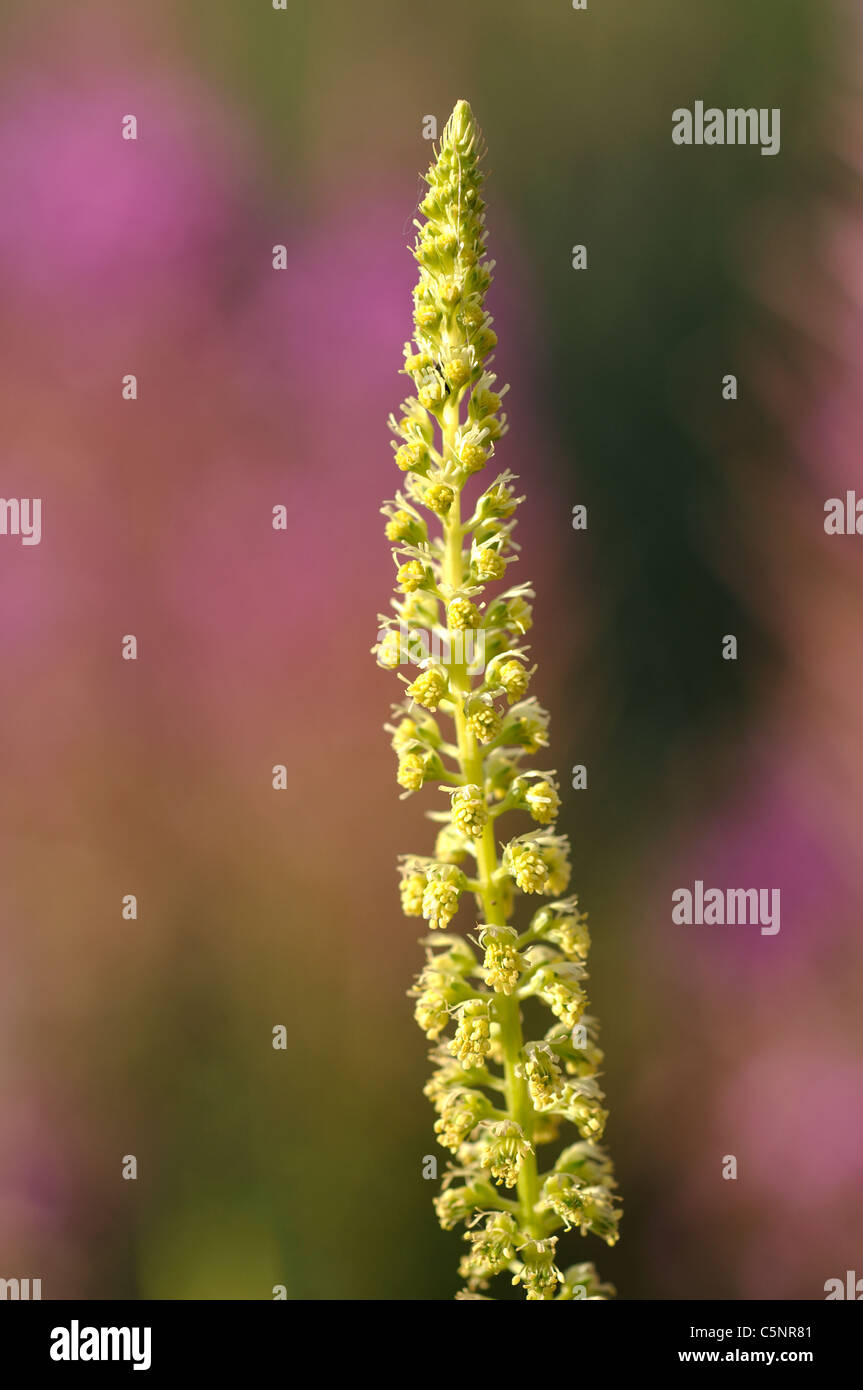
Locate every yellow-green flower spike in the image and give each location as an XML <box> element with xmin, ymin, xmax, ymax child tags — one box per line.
<box><xmin>374</xmin><ymin>99</ymin><xmax>620</xmax><ymax>1299</ymax></box>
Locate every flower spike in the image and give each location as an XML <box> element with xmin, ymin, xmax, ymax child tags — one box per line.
<box><xmin>375</xmin><ymin>99</ymin><xmax>620</xmax><ymax>1298</ymax></box>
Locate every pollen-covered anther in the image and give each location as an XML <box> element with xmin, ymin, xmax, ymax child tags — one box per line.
<box><xmin>414</xmin><ymin>988</ymin><xmax>451</xmax><ymax>1040</ymax></box>
<box><xmin>450</xmin><ymin>998</ymin><xmax>492</xmax><ymax>1069</ymax></box>
<box><xmin>470</xmin><ymin>386</ymin><xmax>502</xmax><ymax>418</ymax></box>
<box><xmin>526</xmin><ymin>780</ymin><xmax>560</xmax><ymax>826</ymax></box>
<box><xmin>422</xmin><ymin>863</ymin><xmax>466</xmax><ymax>930</ymax></box>
<box><xmin>451</xmin><ymin>784</ymin><xmax>488</xmax><ymax>839</ymax></box>
<box><xmin>460</xmin><ymin>304</ymin><xmax>485</xmax><ymax>333</ymax></box>
<box><xmin>474</xmin><ymin>547</ymin><xmax>506</xmax><ymax>581</ymax></box>
<box><xmin>542</xmin><ymin>842</ymin><xmax>571</xmax><ymax>896</ymax></box>
<box><xmin>534</xmin><ymin>965</ymin><xmax>587</xmax><ymax>1030</ymax></box>
<box><xmin>389</xmin><ymin>717</ymin><xmax>417</xmax><ymax>753</ymax></box>
<box><xmin>459</xmin><ymin>1212</ymin><xmax>520</xmax><ymax>1284</ymax></box>
<box><xmin>465</xmin><ymin>693</ymin><xmax>502</xmax><ymax>745</ymax></box>
<box><xmin>399</xmin><ymin>871</ymin><xmax>426</xmax><ymax>918</ymax></box>
<box><xmin>405</xmin><ymin>350</ymin><xmax>435</xmax><ymax>375</ymax></box>
<box><xmin>423</xmin><ymin>483</ymin><xmax>455</xmax><ymax>517</ymax></box>
<box><xmin>434</xmin><ymin>1090</ymin><xmax>488</xmax><ymax>1152</ymax></box>
<box><xmin>376</xmin><ymin>629</ymin><xmax>405</xmax><ymax>670</ymax></box>
<box><xmin>396</xmin><ymin>559</ymin><xmax>429</xmax><ymax>593</ymax></box>
<box><xmin>551</xmin><ymin>912</ymin><xmax>591</xmax><ymax>960</ymax></box>
<box><xmin>511</xmin><ymin>1238</ymin><xmax>563</xmax><ymax>1301</ymax></box>
<box><xmin>521</xmin><ymin>1041</ymin><xmax>564</xmax><ymax>1109</ymax></box>
<box><xmin>497</xmin><ymin>658</ymin><xmax>530</xmax><ymax>703</ymax></box>
<box><xmin>568</xmin><ymin>1093</ymin><xmax>609</xmax><ymax>1142</ymax></box>
<box><xmin>418</xmin><ymin>376</ymin><xmax>448</xmax><ymax>411</ymax></box>
<box><xmin>434</xmin><ymin>1180</ymin><xmax>491</xmax><ymax>1232</ymax></box>
<box><xmin>414</xmin><ymin>304</ymin><xmax>440</xmax><ymax>330</ymax></box>
<box><xmin>537</xmin><ymin>1173</ymin><xmax>584</xmax><ymax>1232</ymax></box>
<box><xmin>447</xmin><ymin>597</ymin><xmax>482</xmax><ymax>631</ymax></box>
<box><xmin>385</xmin><ymin>508</ymin><xmax>421</xmax><ymax>543</ymax></box>
<box><xmin>480</xmin><ymin>1119</ymin><xmax>533</xmax><ymax>1188</ymax></box>
<box><xmin>478</xmin><ymin>925</ymin><xmax>522</xmax><ymax>995</ymax></box>
<box><xmin>459</xmin><ymin>440</ymin><xmax>488</xmax><ymax>472</ymax></box>
<box><xmin>395</xmin><ymin>441</ymin><xmax>430</xmax><ymax>473</ymax></box>
<box><xmin>406</xmin><ymin>667</ymin><xmax>448</xmax><ymax>711</ymax></box>
<box><xmin>397</xmin><ymin>751</ymin><xmax>432</xmax><ymax>792</ymax></box>
<box><xmin>444</xmin><ymin>357</ymin><xmax>472</xmax><ymax>389</ymax></box>
<box><xmin>503</xmin><ymin>839</ymin><xmax>549</xmax><ymax>894</ymax></box>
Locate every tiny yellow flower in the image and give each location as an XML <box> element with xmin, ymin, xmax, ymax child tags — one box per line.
<box><xmin>451</xmin><ymin>784</ymin><xmax>488</xmax><ymax>839</ymax></box>
<box><xmin>418</xmin><ymin>377</ymin><xmax>447</xmax><ymax>411</ymax></box>
<box><xmin>444</xmin><ymin>357</ymin><xmax>472</xmax><ymax>389</ymax></box>
<box><xmin>385</xmin><ymin>508</ymin><xmax>419</xmax><ymax>542</ymax></box>
<box><xmin>497</xmin><ymin>658</ymin><xmax>529</xmax><ymax>702</ymax></box>
<box><xmin>406</xmin><ymin>667</ymin><xmax>448</xmax><ymax>711</ymax></box>
<box><xmin>480</xmin><ymin>1120</ymin><xmax>532</xmax><ymax>1188</ymax></box>
<box><xmin>395</xmin><ymin>441</ymin><xmax>429</xmax><ymax>472</ymax></box>
<box><xmin>459</xmin><ymin>440</ymin><xmax>487</xmax><ymax>472</ymax></box>
<box><xmin>450</xmin><ymin>999</ymin><xmax>492</xmax><ymax>1069</ymax></box>
<box><xmin>542</xmin><ymin>843</ymin><xmax>571</xmax><ymax>896</ymax></box>
<box><xmin>396</xmin><ymin>559</ymin><xmax>429</xmax><ymax>593</ymax></box>
<box><xmin>414</xmin><ymin>989</ymin><xmax>450</xmax><ymax>1040</ymax></box>
<box><xmin>504</xmin><ymin>840</ymin><xmax>549</xmax><ymax>894</ymax></box>
<box><xmin>399</xmin><ymin>871</ymin><xmax>426</xmax><ymax>918</ymax></box>
<box><xmin>422</xmin><ymin>864</ymin><xmax>465</xmax><ymax>930</ymax></box>
<box><xmin>475</xmin><ymin>548</ymin><xmax>506</xmax><ymax>581</ymax></box>
<box><xmin>522</xmin><ymin>1042</ymin><xmax>564</xmax><ymax>1109</ymax></box>
<box><xmin>397</xmin><ymin>752</ymin><xmax>427</xmax><ymax>792</ymax></box>
<box><xmin>448</xmin><ymin>597</ymin><xmax>481</xmax><ymax>630</ymax></box>
<box><xmin>423</xmin><ymin>483</ymin><xmax>454</xmax><ymax>517</ymax></box>
<box><xmin>466</xmin><ymin>696</ymin><xmax>502</xmax><ymax>745</ymax></box>
<box><xmin>414</xmin><ymin>304</ymin><xmax>440</xmax><ymax>330</ymax></box>
<box><xmin>526</xmin><ymin>780</ymin><xmax>560</xmax><ymax>825</ymax></box>
<box><xmin>478</xmin><ymin>926</ymin><xmax>522</xmax><ymax>995</ymax></box>
<box><xmin>376</xmin><ymin>629</ymin><xmax>404</xmax><ymax>670</ymax></box>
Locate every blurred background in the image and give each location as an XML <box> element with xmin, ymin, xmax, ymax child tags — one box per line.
<box><xmin>1</xmin><ymin>0</ymin><xmax>861</xmax><ymax>1299</ymax></box>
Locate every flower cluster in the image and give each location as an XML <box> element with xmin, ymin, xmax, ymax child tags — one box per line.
<box><xmin>374</xmin><ymin>100</ymin><xmax>620</xmax><ymax>1299</ymax></box>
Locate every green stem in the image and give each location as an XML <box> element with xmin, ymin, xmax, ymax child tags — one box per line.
<box><xmin>442</xmin><ymin>429</ymin><xmax>541</xmax><ymax>1236</ymax></box>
